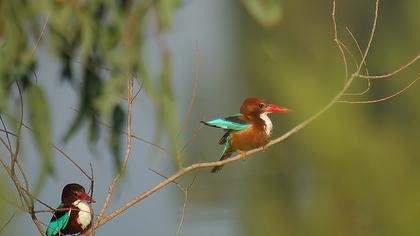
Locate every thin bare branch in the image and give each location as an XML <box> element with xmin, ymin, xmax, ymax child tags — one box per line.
<box><xmin>52</xmin><ymin>144</ymin><xmax>93</xmax><ymax>181</ymax></box>
<box><xmin>31</xmin><ymin>14</ymin><xmax>49</xmax><ymax>56</ymax></box>
<box><xmin>12</xmin><ymin>81</ymin><xmax>25</xmax><ymax>173</ymax></box>
<box><xmin>343</xmin><ymin>27</ymin><xmax>372</xmax><ymax>96</ymax></box>
<box><xmin>356</xmin><ymin>0</ymin><xmax>379</xmax><ymax>74</ymax></box>
<box><xmin>0</xmin><ymin>115</ymin><xmax>13</xmax><ymax>157</ymax></box>
<box><xmin>176</xmin><ymin>175</ymin><xmax>197</xmax><ymax>236</ymax></box>
<box><xmin>0</xmin><ymin>128</ymin><xmax>17</xmax><ymax>137</ymax></box>
<box><xmin>14</xmin><ymin>119</ymin><xmax>92</xmax><ymax>181</ymax></box>
<box><xmin>0</xmin><ymin>212</ymin><xmax>16</xmax><ymax>234</ymax></box>
<box><xmin>131</xmin><ymin>76</ymin><xmax>144</xmax><ymax>103</ymax></box>
<box><xmin>148</xmin><ymin>168</ymin><xmax>182</xmax><ymax>189</ymax></box>
<box><xmin>338</xmin><ymin>74</ymin><xmax>420</xmax><ymax>104</ymax></box>
<box><xmin>179</xmin><ymin>123</ymin><xmax>204</xmax><ymax>154</ymax></box>
<box><xmin>0</xmin><ymin>137</ymin><xmax>13</xmax><ymax>155</ymax></box>
<box><xmin>19</xmin><ymin>187</ymin><xmax>55</xmax><ymax>211</ymax></box>
<box><xmin>16</xmin><ymin>160</ymin><xmax>31</xmax><ymax>198</ymax></box>
<box><xmin>178</xmin><ymin>40</ymin><xmax>200</xmax><ymax>137</ymax></box>
<box><xmin>346</xmin><ymin>27</ymin><xmax>370</xmax><ymax>76</ymax></box>
<box><xmin>332</xmin><ymin>1</ymin><xmax>349</xmax><ymax>81</ymax></box>
<box><xmin>357</xmin><ymin>54</ymin><xmax>420</xmax><ymax>79</ymax></box>
<box><xmin>95</xmin><ymin>79</ymin><xmax>134</xmax><ymax>225</ymax></box>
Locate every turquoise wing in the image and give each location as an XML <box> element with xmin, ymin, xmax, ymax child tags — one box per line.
<box><xmin>202</xmin><ymin>115</ymin><xmax>250</xmax><ymax>131</ymax></box>
<box><xmin>46</xmin><ymin>210</ymin><xmax>70</xmax><ymax>236</ymax></box>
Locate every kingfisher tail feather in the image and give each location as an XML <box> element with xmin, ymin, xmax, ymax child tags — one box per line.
<box><xmin>211</xmin><ymin>150</ymin><xmax>233</xmax><ymax>173</ymax></box>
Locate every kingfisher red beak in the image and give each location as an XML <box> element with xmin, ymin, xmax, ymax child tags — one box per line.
<box><xmin>265</xmin><ymin>104</ymin><xmax>289</xmax><ymax>113</ymax></box>
<box><xmin>79</xmin><ymin>192</ymin><xmax>95</xmax><ymax>203</ymax></box>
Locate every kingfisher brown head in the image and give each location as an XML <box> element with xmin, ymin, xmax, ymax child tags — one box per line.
<box><xmin>240</xmin><ymin>97</ymin><xmax>289</xmax><ymax>117</ymax></box>
<box><xmin>61</xmin><ymin>183</ymin><xmax>95</xmax><ymax>204</ymax></box>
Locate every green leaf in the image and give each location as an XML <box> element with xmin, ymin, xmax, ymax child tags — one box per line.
<box><xmin>94</xmin><ymin>77</ymin><xmax>128</xmax><ymax>119</ymax></box>
<box><xmin>156</xmin><ymin>54</ymin><xmax>180</xmax><ymax>167</ymax></box>
<box><xmin>109</xmin><ymin>105</ymin><xmax>125</xmax><ymax>172</ymax></box>
<box><xmin>27</xmin><ymin>84</ymin><xmax>52</xmax><ymax>191</ymax></box>
<box><xmin>0</xmin><ymin>80</ymin><xmax>7</xmax><ymax>113</ymax></box>
<box><xmin>155</xmin><ymin>0</ymin><xmax>180</xmax><ymax>30</ymax></box>
<box><xmin>241</xmin><ymin>0</ymin><xmax>283</xmax><ymax>28</ymax></box>
<box><xmin>63</xmin><ymin>57</ymin><xmax>102</xmax><ymax>142</ymax></box>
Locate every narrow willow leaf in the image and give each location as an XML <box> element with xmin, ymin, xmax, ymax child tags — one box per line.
<box><xmin>94</xmin><ymin>77</ymin><xmax>127</xmax><ymax>119</ymax></box>
<box><xmin>0</xmin><ymin>81</ymin><xmax>7</xmax><ymax>112</ymax></box>
<box><xmin>241</xmin><ymin>0</ymin><xmax>283</xmax><ymax>28</ymax></box>
<box><xmin>156</xmin><ymin>0</ymin><xmax>180</xmax><ymax>30</ymax></box>
<box><xmin>109</xmin><ymin>105</ymin><xmax>125</xmax><ymax>172</ymax></box>
<box><xmin>157</xmin><ymin>54</ymin><xmax>180</xmax><ymax>167</ymax></box>
<box><xmin>64</xmin><ymin>57</ymin><xmax>102</xmax><ymax>142</ymax></box>
<box><xmin>27</xmin><ymin>84</ymin><xmax>52</xmax><ymax>191</ymax></box>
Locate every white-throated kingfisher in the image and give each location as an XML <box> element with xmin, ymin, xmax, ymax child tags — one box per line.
<box><xmin>46</xmin><ymin>183</ymin><xmax>95</xmax><ymax>236</ymax></box>
<box><xmin>202</xmin><ymin>97</ymin><xmax>289</xmax><ymax>173</ymax></box>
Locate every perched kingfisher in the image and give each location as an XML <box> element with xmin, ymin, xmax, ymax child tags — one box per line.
<box><xmin>202</xmin><ymin>97</ymin><xmax>289</xmax><ymax>173</ymax></box>
<box><xmin>46</xmin><ymin>183</ymin><xmax>95</xmax><ymax>236</ymax></box>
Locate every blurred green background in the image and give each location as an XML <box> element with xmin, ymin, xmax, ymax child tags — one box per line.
<box><xmin>0</xmin><ymin>0</ymin><xmax>419</xmax><ymax>235</ymax></box>
<box><xmin>188</xmin><ymin>1</ymin><xmax>420</xmax><ymax>236</ymax></box>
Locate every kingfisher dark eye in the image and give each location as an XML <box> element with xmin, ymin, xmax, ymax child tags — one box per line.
<box><xmin>258</xmin><ymin>103</ymin><xmax>265</xmax><ymax>108</ymax></box>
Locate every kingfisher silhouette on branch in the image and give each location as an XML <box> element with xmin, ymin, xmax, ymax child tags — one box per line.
<box><xmin>202</xmin><ymin>97</ymin><xmax>290</xmax><ymax>173</ymax></box>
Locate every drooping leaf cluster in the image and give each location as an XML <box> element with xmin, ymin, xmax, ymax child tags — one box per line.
<box><xmin>0</xmin><ymin>0</ymin><xmax>182</xmax><ymax>175</ymax></box>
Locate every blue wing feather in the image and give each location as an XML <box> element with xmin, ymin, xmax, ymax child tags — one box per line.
<box><xmin>202</xmin><ymin>115</ymin><xmax>249</xmax><ymax>131</ymax></box>
<box><xmin>46</xmin><ymin>210</ymin><xmax>70</xmax><ymax>236</ymax></box>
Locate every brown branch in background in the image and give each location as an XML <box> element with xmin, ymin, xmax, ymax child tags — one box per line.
<box><xmin>356</xmin><ymin>0</ymin><xmax>379</xmax><ymax>75</ymax></box>
<box><xmin>12</xmin><ymin>81</ymin><xmax>25</xmax><ymax>176</ymax></box>
<box><xmin>19</xmin><ymin>187</ymin><xmax>56</xmax><ymax>212</ymax></box>
<box><xmin>0</xmin><ymin>117</ymin><xmax>29</xmax><ymax>210</ymax></box>
<box><xmin>31</xmin><ymin>14</ymin><xmax>49</xmax><ymax>56</ymax></box>
<box><xmin>52</xmin><ymin>143</ymin><xmax>93</xmax><ymax>181</ymax></box>
<box><xmin>131</xmin><ymin>76</ymin><xmax>144</xmax><ymax>103</ymax></box>
<box><xmin>14</xmin><ymin>119</ymin><xmax>93</xmax><ymax>181</ymax></box>
<box><xmin>0</xmin><ymin>128</ymin><xmax>16</xmax><ymax>137</ymax></box>
<box><xmin>145</xmin><ymin>168</ymin><xmax>197</xmax><ymax>236</ymax></box>
<box><xmin>0</xmin><ymin>115</ymin><xmax>13</xmax><ymax>159</ymax></box>
<box><xmin>342</xmin><ymin>27</ymin><xmax>371</xmax><ymax>96</ymax></box>
<box><xmin>338</xmin><ymin>75</ymin><xmax>420</xmax><ymax>104</ymax></box>
<box><xmin>338</xmin><ymin>41</ymin><xmax>359</xmax><ymax>72</ymax></box>
<box><xmin>332</xmin><ymin>1</ymin><xmax>349</xmax><ymax>81</ymax></box>
<box><xmin>343</xmin><ymin>27</ymin><xmax>370</xmax><ymax>96</ymax></box>
<box><xmin>0</xmin><ymin>212</ymin><xmax>16</xmax><ymax>234</ymax></box>
<box><xmin>95</xmin><ymin>79</ymin><xmax>134</xmax><ymax>226</ymax></box>
<box><xmin>16</xmin><ymin>161</ymin><xmax>31</xmax><ymax>199</ymax></box>
<box><xmin>176</xmin><ymin>175</ymin><xmax>197</xmax><ymax>236</ymax></box>
<box><xmin>179</xmin><ymin>123</ymin><xmax>204</xmax><ymax>155</ymax></box>
<box><xmin>0</xmin><ymin>137</ymin><xmax>14</xmax><ymax>155</ymax></box>
<box><xmin>177</xmin><ymin>40</ymin><xmax>200</xmax><ymax>137</ymax></box>
<box><xmin>357</xmin><ymin>54</ymin><xmax>420</xmax><ymax>79</ymax></box>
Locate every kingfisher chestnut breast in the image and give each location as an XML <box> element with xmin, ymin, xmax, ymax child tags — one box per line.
<box><xmin>202</xmin><ymin>97</ymin><xmax>289</xmax><ymax>173</ymax></box>
<box><xmin>46</xmin><ymin>183</ymin><xmax>95</xmax><ymax>236</ymax></box>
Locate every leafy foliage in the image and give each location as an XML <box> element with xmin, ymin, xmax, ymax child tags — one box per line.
<box><xmin>241</xmin><ymin>0</ymin><xmax>283</xmax><ymax>28</ymax></box>
<box><xmin>0</xmin><ymin>0</ymin><xmax>182</xmax><ymax>176</ymax></box>
<box><xmin>0</xmin><ymin>0</ymin><xmax>280</xmax><ymax>181</ymax></box>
